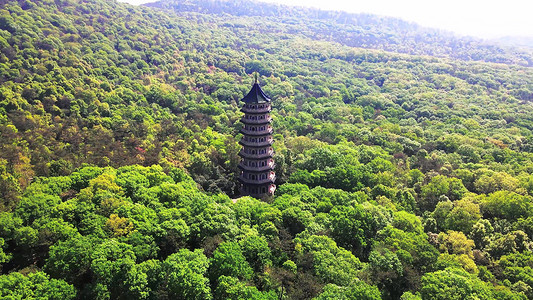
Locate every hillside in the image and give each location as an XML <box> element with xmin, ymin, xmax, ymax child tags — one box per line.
<box><xmin>1</xmin><ymin>0</ymin><xmax>533</xmax><ymax>299</ymax></box>
<box><xmin>493</xmin><ymin>36</ymin><xmax>533</xmax><ymax>49</ymax></box>
<box><xmin>148</xmin><ymin>0</ymin><xmax>533</xmax><ymax>66</ymax></box>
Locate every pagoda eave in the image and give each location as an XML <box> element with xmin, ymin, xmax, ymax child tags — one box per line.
<box><xmin>238</xmin><ymin>141</ymin><xmax>273</xmax><ymax>148</ymax></box>
<box><xmin>238</xmin><ymin>165</ymin><xmax>276</xmax><ymax>172</ymax></box>
<box><xmin>241</xmin><ymin>107</ymin><xmax>272</xmax><ymax>114</ymax></box>
<box><xmin>239</xmin><ymin>129</ymin><xmax>273</xmax><ymax>136</ymax></box>
<box><xmin>238</xmin><ymin>177</ymin><xmax>276</xmax><ymax>185</ymax></box>
<box><xmin>238</xmin><ymin>153</ymin><xmax>274</xmax><ymax>160</ymax></box>
<box><xmin>240</xmin><ymin>119</ymin><xmax>272</xmax><ymax>125</ymax></box>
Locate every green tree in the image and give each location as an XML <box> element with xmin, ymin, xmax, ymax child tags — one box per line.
<box><xmin>314</xmin><ymin>282</ymin><xmax>381</xmax><ymax>300</ymax></box>
<box><xmin>329</xmin><ymin>205</ymin><xmax>377</xmax><ymax>257</ymax></box>
<box><xmin>420</xmin><ymin>175</ymin><xmax>467</xmax><ymax>211</ymax></box>
<box><xmin>420</xmin><ymin>268</ymin><xmax>493</xmax><ymax>300</ymax></box>
<box><xmin>210</xmin><ymin>242</ymin><xmax>253</xmax><ymax>284</ymax></box>
<box><xmin>163</xmin><ymin>249</ymin><xmax>212</xmax><ymax>300</ymax></box>
<box><xmin>240</xmin><ymin>234</ymin><xmax>272</xmax><ymax>272</ymax></box>
<box><xmin>0</xmin><ymin>271</ymin><xmax>76</xmax><ymax>300</ymax></box>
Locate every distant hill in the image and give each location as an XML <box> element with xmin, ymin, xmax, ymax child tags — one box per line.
<box><xmin>147</xmin><ymin>0</ymin><xmax>533</xmax><ymax>66</ymax></box>
<box><xmin>492</xmin><ymin>36</ymin><xmax>533</xmax><ymax>49</ymax></box>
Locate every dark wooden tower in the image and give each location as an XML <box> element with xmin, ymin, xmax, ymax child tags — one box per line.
<box><xmin>238</xmin><ymin>78</ymin><xmax>276</xmax><ymax>198</ymax></box>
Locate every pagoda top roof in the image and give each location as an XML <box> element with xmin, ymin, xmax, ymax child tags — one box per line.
<box><xmin>242</xmin><ymin>82</ymin><xmax>271</xmax><ymax>104</ymax></box>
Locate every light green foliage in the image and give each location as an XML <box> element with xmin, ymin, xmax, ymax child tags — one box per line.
<box><xmin>329</xmin><ymin>204</ymin><xmax>377</xmax><ymax>258</ymax></box>
<box><xmin>210</xmin><ymin>241</ymin><xmax>253</xmax><ymax>283</ymax></box>
<box><xmin>0</xmin><ymin>158</ymin><xmax>21</xmax><ymax>210</ymax></box>
<box><xmin>375</xmin><ymin>226</ymin><xmax>439</xmax><ymax>273</ymax></box>
<box><xmin>437</xmin><ymin>231</ymin><xmax>475</xmax><ymax>258</ymax></box>
<box><xmin>420</xmin><ymin>175</ymin><xmax>467</xmax><ymax>211</ymax></box>
<box><xmin>0</xmin><ymin>271</ymin><xmax>76</xmax><ymax>300</ymax></box>
<box><xmin>214</xmin><ymin>275</ymin><xmax>277</xmax><ymax>300</ymax></box>
<box><xmin>296</xmin><ymin>235</ymin><xmax>363</xmax><ymax>286</ymax></box>
<box><xmin>432</xmin><ymin>198</ymin><xmax>481</xmax><ymax>234</ymax></box>
<box><xmin>392</xmin><ymin>211</ymin><xmax>423</xmax><ymax>234</ymax></box>
<box><xmin>420</xmin><ymin>267</ymin><xmax>511</xmax><ymax>300</ymax></box>
<box><xmin>444</xmin><ymin>198</ymin><xmax>481</xmax><ymax>234</ymax></box>
<box><xmin>0</xmin><ymin>238</ymin><xmax>11</xmax><ymax>266</ymax></box>
<box><xmin>240</xmin><ymin>234</ymin><xmax>272</xmax><ymax>272</ymax></box>
<box><xmin>296</xmin><ymin>147</ymin><xmax>343</xmax><ymax>171</ymax></box>
<box><xmin>474</xmin><ymin>171</ymin><xmax>520</xmax><ymax>194</ymax></box>
<box><xmin>481</xmin><ymin>191</ymin><xmax>533</xmax><ymax>221</ymax></box>
<box><xmin>470</xmin><ymin>219</ymin><xmax>494</xmax><ymax>249</ymax></box>
<box><xmin>487</xmin><ymin>231</ymin><xmax>532</xmax><ymax>259</ymax></box>
<box><xmin>368</xmin><ymin>248</ymin><xmax>404</xmax><ymax>296</ymax></box>
<box><xmin>497</xmin><ymin>252</ymin><xmax>533</xmax><ymax>298</ymax></box>
<box><xmin>163</xmin><ymin>249</ymin><xmax>212</xmax><ymax>300</ymax></box>
<box><xmin>314</xmin><ymin>282</ymin><xmax>381</xmax><ymax>300</ymax></box>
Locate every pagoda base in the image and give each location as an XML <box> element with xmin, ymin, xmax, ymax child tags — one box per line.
<box><xmin>240</xmin><ymin>183</ymin><xmax>276</xmax><ymax>199</ymax></box>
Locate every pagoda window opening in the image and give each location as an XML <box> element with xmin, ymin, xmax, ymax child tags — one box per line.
<box><xmin>262</xmin><ymin>174</ymin><xmax>267</xmax><ymax>179</ymax></box>
<box><xmin>252</xmin><ymin>150</ymin><xmax>256</xmax><ymax>154</ymax></box>
<box><xmin>261</xmin><ymin>161</ymin><xmax>266</xmax><ymax>167</ymax></box>
<box><xmin>262</xmin><ymin>187</ymin><xmax>266</xmax><ymax>193</ymax></box>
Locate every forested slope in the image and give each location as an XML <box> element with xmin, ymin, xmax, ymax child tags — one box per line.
<box><xmin>149</xmin><ymin>0</ymin><xmax>533</xmax><ymax>66</ymax></box>
<box><xmin>1</xmin><ymin>0</ymin><xmax>533</xmax><ymax>299</ymax></box>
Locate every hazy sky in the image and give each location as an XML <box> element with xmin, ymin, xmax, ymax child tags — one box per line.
<box><xmin>117</xmin><ymin>0</ymin><xmax>532</xmax><ymax>39</ymax></box>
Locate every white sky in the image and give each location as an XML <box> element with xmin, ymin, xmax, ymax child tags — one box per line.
<box><xmin>118</xmin><ymin>0</ymin><xmax>533</xmax><ymax>39</ymax></box>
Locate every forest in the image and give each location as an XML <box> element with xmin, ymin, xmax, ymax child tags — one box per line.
<box><xmin>1</xmin><ymin>0</ymin><xmax>533</xmax><ymax>298</ymax></box>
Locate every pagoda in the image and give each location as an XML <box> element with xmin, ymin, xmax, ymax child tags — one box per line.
<box><xmin>238</xmin><ymin>77</ymin><xmax>276</xmax><ymax>198</ymax></box>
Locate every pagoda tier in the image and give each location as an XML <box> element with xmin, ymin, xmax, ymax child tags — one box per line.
<box><xmin>240</xmin><ymin>115</ymin><xmax>272</xmax><ymax>125</ymax></box>
<box><xmin>241</xmin><ymin>105</ymin><xmax>272</xmax><ymax>114</ymax></box>
<box><xmin>238</xmin><ymin>146</ymin><xmax>274</xmax><ymax>160</ymax></box>
<box><xmin>238</xmin><ymin>80</ymin><xmax>276</xmax><ymax>198</ymax></box>
<box><xmin>239</xmin><ymin>136</ymin><xmax>273</xmax><ymax>148</ymax></box>
<box><xmin>239</xmin><ymin>125</ymin><xmax>273</xmax><ymax>136</ymax></box>
<box><xmin>238</xmin><ymin>159</ymin><xmax>276</xmax><ymax>172</ymax></box>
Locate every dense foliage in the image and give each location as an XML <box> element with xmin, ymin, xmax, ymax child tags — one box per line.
<box><xmin>149</xmin><ymin>0</ymin><xmax>533</xmax><ymax>66</ymax></box>
<box><xmin>1</xmin><ymin>0</ymin><xmax>533</xmax><ymax>298</ymax></box>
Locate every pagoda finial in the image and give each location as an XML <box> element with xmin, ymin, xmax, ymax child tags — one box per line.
<box><xmin>254</xmin><ymin>72</ymin><xmax>258</xmax><ymax>84</ymax></box>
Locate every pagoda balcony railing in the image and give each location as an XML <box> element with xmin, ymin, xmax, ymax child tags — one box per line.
<box><xmin>239</xmin><ymin>174</ymin><xmax>276</xmax><ymax>185</ymax></box>
<box><xmin>239</xmin><ymin>161</ymin><xmax>276</xmax><ymax>172</ymax></box>
<box><xmin>239</xmin><ymin>126</ymin><xmax>273</xmax><ymax>136</ymax></box>
<box><xmin>240</xmin><ymin>116</ymin><xmax>272</xmax><ymax>124</ymax></box>
<box><xmin>241</xmin><ymin>106</ymin><xmax>271</xmax><ymax>114</ymax></box>
<box><xmin>239</xmin><ymin>139</ymin><xmax>273</xmax><ymax>147</ymax></box>
<box><xmin>238</xmin><ymin>149</ymin><xmax>274</xmax><ymax>159</ymax></box>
